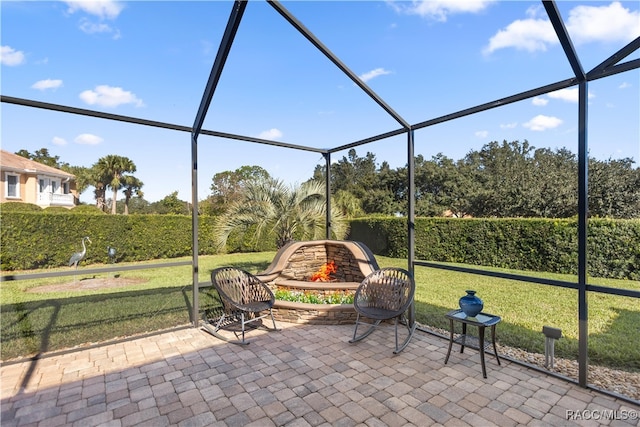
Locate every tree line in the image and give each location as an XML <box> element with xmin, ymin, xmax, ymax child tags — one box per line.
<box><xmin>15</xmin><ymin>139</ymin><xmax>640</xmax><ymax>219</ymax></box>
<box><xmin>15</xmin><ymin>148</ymin><xmax>189</xmax><ymax>215</ymax></box>
<box><xmin>17</xmin><ymin>149</ymin><xmax>143</xmax><ymax>214</ymax></box>
<box><xmin>309</xmin><ymin>140</ymin><xmax>640</xmax><ymax>219</ymax></box>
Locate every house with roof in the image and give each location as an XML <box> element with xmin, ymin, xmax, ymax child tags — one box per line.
<box><xmin>0</xmin><ymin>149</ymin><xmax>78</xmax><ymax>208</ymax></box>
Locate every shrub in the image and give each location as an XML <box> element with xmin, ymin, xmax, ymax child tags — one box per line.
<box><xmin>0</xmin><ymin>212</ymin><xmax>247</xmax><ymax>270</ymax></box>
<box><xmin>72</xmin><ymin>205</ymin><xmax>106</xmax><ymax>214</ymax></box>
<box><xmin>349</xmin><ymin>217</ymin><xmax>640</xmax><ymax>280</ymax></box>
<box><xmin>0</xmin><ymin>202</ymin><xmax>42</xmax><ymax>212</ymax></box>
<box><xmin>2</xmin><ymin>212</ymin><xmax>637</xmax><ymax>279</ymax></box>
<box><xmin>44</xmin><ymin>206</ymin><xmax>72</xmax><ymax>213</ymax></box>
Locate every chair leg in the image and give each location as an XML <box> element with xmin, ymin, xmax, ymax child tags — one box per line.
<box><xmin>350</xmin><ymin>314</ymin><xmax>382</xmax><ymax>343</ymax></box>
<box><xmin>240</xmin><ymin>312</ymin><xmax>247</xmax><ymax>344</ymax></box>
<box><xmin>214</xmin><ymin>313</ymin><xmax>227</xmax><ymax>331</ymax></box>
<box><xmin>203</xmin><ymin>308</ymin><xmax>278</xmax><ymax>346</ymax></box>
<box><xmin>243</xmin><ymin>310</ymin><xmax>279</xmax><ymax>333</ymax></box>
<box><xmin>202</xmin><ymin>313</ymin><xmax>243</xmax><ymax>345</ymax></box>
<box><xmin>393</xmin><ymin>315</ymin><xmax>416</xmax><ymax>354</ymax></box>
<box><xmin>202</xmin><ymin>312</ymin><xmax>252</xmax><ymax>345</ymax></box>
<box><xmin>269</xmin><ymin>309</ymin><xmax>278</xmax><ymax>331</ymax></box>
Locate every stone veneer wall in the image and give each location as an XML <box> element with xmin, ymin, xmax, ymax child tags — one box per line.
<box><xmin>278</xmin><ymin>244</ymin><xmax>366</xmax><ymax>282</ymax></box>
<box><xmin>272</xmin><ymin>300</ymin><xmax>358</xmax><ymax>325</ymax></box>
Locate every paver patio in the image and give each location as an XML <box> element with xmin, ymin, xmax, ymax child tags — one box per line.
<box><xmin>1</xmin><ymin>322</ymin><xmax>638</xmax><ymax>426</ymax></box>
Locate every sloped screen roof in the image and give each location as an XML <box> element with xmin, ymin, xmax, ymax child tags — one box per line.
<box><xmin>1</xmin><ymin>1</ymin><xmax>638</xmax><ymax>203</ymax></box>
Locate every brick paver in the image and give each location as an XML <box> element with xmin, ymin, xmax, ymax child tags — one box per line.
<box><xmin>1</xmin><ymin>323</ymin><xmax>638</xmax><ymax>426</ymax></box>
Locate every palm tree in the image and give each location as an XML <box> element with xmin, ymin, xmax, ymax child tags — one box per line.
<box><xmin>122</xmin><ymin>175</ymin><xmax>144</xmax><ymax>215</ymax></box>
<box><xmin>94</xmin><ymin>155</ymin><xmax>137</xmax><ymax>214</ymax></box>
<box><xmin>333</xmin><ymin>189</ymin><xmax>364</xmax><ymax>218</ymax></box>
<box><xmin>93</xmin><ymin>181</ymin><xmax>108</xmax><ymax>212</ymax></box>
<box><xmin>213</xmin><ymin>177</ymin><xmax>348</xmax><ymax>251</ymax></box>
<box><xmin>85</xmin><ymin>166</ymin><xmax>111</xmax><ymax>212</ymax></box>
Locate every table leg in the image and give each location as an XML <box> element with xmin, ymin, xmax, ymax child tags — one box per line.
<box><xmin>491</xmin><ymin>324</ymin><xmax>501</xmax><ymax>366</ymax></box>
<box><xmin>460</xmin><ymin>322</ymin><xmax>467</xmax><ymax>353</ymax></box>
<box><xmin>444</xmin><ymin>318</ymin><xmax>454</xmax><ymax>364</ymax></box>
<box><xmin>479</xmin><ymin>325</ymin><xmax>487</xmax><ymax>378</ymax></box>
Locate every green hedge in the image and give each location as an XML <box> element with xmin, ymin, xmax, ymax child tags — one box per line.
<box><xmin>0</xmin><ymin>212</ymin><xmax>276</xmax><ymax>270</ymax></box>
<box><xmin>0</xmin><ymin>202</ymin><xmax>43</xmax><ymax>212</ymax></box>
<box><xmin>2</xmin><ymin>211</ymin><xmax>638</xmax><ymax>279</ymax></box>
<box><xmin>348</xmin><ymin>217</ymin><xmax>640</xmax><ymax>280</ymax></box>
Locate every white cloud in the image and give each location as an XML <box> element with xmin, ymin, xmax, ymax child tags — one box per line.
<box><xmin>258</xmin><ymin>128</ymin><xmax>283</xmax><ymax>140</ymax></box>
<box><xmin>532</xmin><ymin>96</ymin><xmax>548</xmax><ymax>106</ymax></box>
<box><xmin>566</xmin><ymin>2</ymin><xmax>640</xmax><ymax>45</ymax></box>
<box><xmin>79</xmin><ymin>85</ymin><xmax>144</xmax><ymax>108</ymax></box>
<box><xmin>523</xmin><ymin>115</ymin><xmax>563</xmax><ymax>131</ymax></box>
<box><xmin>500</xmin><ymin>122</ymin><xmax>518</xmax><ymax>129</ymax></box>
<box><xmin>359</xmin><ymin>68</ymin><xmax>392</xmax><ymax>83</ymax></box>
<box><xmin>483</xmin><ymin>17</ymin><xmax>555</xmax><ymax>54</ymax></box>
<box><xmin>64</xmin><ymin>1</ymin><xmax>124</xmax><ymax>39</ymax></box>
<box><xmin>619</xmin><ymin>82</ymin><xmax>631</xmax><ymax>89</ymax></box>
<box><xmin>79</xmin><ymin>18</ymin><xmax>120</xmax><ymax>38</ymax></box>
<box><xmin>1</xmin><ymin>45</ymin><xmax>26</xmax><ymax>66</ymax></box>
<box><xmin>548</xmin><ymin>88</ymin><xmax>594</xmax><ymax>103</ymax></box>
<box><xmin>548</xmin><ymin>88</ymin><xmax>579</xmax><ymax>103</ymax></box>
<box><xmin>64</xmin><ymin>0</ymin><xmax>124</xmax><ymax>20</ymax></box>
<box><xmin>483</xmin><ymin>2</ymin><xmax>639</xmax><ymax>55</ymax></box>
<box><xmin>475</xmin><ymin>130</ymin><xmax>489</xmax><ymax>138</ymax></box>
<box><xmin>390</xmin><ymin>0</ymin><xmax>495</xmax><ymax>22</ymax></box>
<box><xmin>52</xmin><ymin>137</ymin><xmax>67</xmax><ymax>146</ymax></box>
<box><xmin>32</xmin><ymin>79</ymin><xmax>63</xmax><ymax>91</ymax></box>
<box><xmin>74</xmin><ymin>133</ymin><xmax>103</xmax><ymax>145</ymax></box>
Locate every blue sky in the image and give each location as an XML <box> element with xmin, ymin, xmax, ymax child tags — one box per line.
<box><xmin>2</xmin><ymin>0</ymin><xmax>639</xmax><ymax>203</ymax></box>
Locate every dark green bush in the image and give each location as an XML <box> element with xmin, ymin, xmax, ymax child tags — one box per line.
<box><xmin>0</xmin><ymin>202</ymin><xmax>42</xmax><ymax>212</ymax></box>
<box><xmin>44</xmin><ymin>206</ymin><xmax>72</xmax><ymax>213</ymax></box>
<box><xmin>349</xmin><ymin>217</ymin><xmax>640</xmax><ymax>280</ymax></box>
<box><xmin>2</xmin><ymin>211</ymin><xmax>637</xmax><ymax>279</ymax></box>
<box><xmin>0</xmin><ymin>212</ymin><xmax>278</xmax><ymax>270</ymax></box>
<box><xmin>71</xmin><ymin>205</ymin><xmax>107</xmax><ymax>214</ymax></box>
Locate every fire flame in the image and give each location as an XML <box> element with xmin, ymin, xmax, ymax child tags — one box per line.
<box><xmin>310</xmin><ymin>260</ymin><xmax>337</xmax><ymax>282</ymax></box>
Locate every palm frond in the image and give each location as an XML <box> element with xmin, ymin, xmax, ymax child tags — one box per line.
<box><xmin>213</xmin><ymin>176</ymin><xmax>348</xmax><ymax>251</ymax></box>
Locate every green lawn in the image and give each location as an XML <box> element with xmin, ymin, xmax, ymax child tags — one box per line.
<box><xmin>1</xmin><ymin>252</ymin><xmax>638</xmax><ymax>372</ymax></box>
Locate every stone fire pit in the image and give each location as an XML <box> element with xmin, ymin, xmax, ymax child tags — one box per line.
<box><xmin>256</xmin><ymin>240</ymin><xmax>379</xmax><ymax>324</ymax></box>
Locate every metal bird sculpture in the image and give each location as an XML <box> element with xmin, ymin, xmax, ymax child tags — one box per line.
<box><xmin>107</xmin><ymin>246</ymin><xmax>117</xmax><ymax>263</ymax></box>
<box><xmin>69</xmin><ymin>236</ymin><xmax>91</xmax><ymax>269</ymax></box>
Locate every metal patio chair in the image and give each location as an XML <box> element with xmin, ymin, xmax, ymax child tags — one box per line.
<box><xmin>202</xmin><ymin>267</ymin><xmax>277</xmax><ymax>345</ymax></box>
<box><xmin>349</xmin><ymin>267</ymin><xmax>416</xmax><ymax>354</ymax></box>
